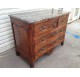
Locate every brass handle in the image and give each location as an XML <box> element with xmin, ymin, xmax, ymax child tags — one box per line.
<box><xmin>59</xmin><ymin>28</ymin><xmax>65</xmax><ymax>33</ymax></box>
<box><xmin>50</xmin><ymin>32</ymin><xmax>57</xmax><ymax>37</ymax></box>
<box><xmin>50</xmin><ymin>41</ymin><xmax>57</xmax><ymax>46</ymax></box>
<box><xmin>52</xmin><ymin>22</ymin><xmax>57</xmax><ymax>28</ymax></box>
<box><xmin>60</xmin><ymin>29</ymin><xmax>64</xmax><ymax>32</ymax></box>
<box><xmin>40</xmin><ymin>26</ymin><xmax>47</xmax><ymax>31</ymax></box>
<box><xmin>62</xmin><ymin>19</ymin><xmax>65</xmax><ymax>23</ymax></box>
<box><xmin>58</xmin><ymin>38</ymin><xmax>61</xmax><ymax>40</ymax></box>
<box><xmin>40</xmin><ymin>48</ymin><xmax>45</xmax><ymax>52</ymax></box>
<box><xmin>58</xmin><ymin>36</ymin><xmax>64</xmax><ymax>40</ymax></box>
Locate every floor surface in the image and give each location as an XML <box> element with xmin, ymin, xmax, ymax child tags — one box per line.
<box><xmin>0</xmin><ymin>20</ymin><xmax>80</xmax><ymax>68</ymax></box>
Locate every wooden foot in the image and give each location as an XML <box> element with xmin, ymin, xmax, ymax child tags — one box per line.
<box><xmin>16</xmin><ymin>51</ymin><xmax>20</xmax><ymax>56</ymax></box>
<box><xmin>30</xmin><ymin>64</ymin><xmax>34</xmax><ymax>68</ymax></box>
<box><xmin>61</xmin><ymin>41</ymin><xmax>64</xmax><ymax>46</ymax></box>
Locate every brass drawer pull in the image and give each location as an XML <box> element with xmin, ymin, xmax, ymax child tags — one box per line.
<box><xmin>40</xmin><ymin>48</ymin><xmax>45</xmax><ymax>52</ymax></box>
<box><xmin>49</xmin><ymin>41</ymin><xmax>57</xmax><ymax>46</ymax></box>
<box><xmin>60</xmin><ymin>29</ymin><xmax>64</xmax><ymax>32</ymax></box>
<box><xmin>52</xmin><ymin>22</ymin><xmax>57</xmax><ymax>28</ymax></box>
<box><xmin>62</xmin><ymin>19</ymin><xmax>65</xmax><ymax>23</ymax></box>
<box><xmin>53</xmin><ymin>22</ymin><xmax>56</xmax><ymax>26</ymax></box>
<box><xmin>58</xmin><ymin>37</ymin><xmax>62</xmax><ymax>40</ymax></box>
<box><xmin>40</xmin><ymin>26</ymin><xmax>47</xmax><ymax>31</ymax></box>
<box><xmin>58</xmin><ymin>36</ymin><xmax>64</xmax><ymax>40</ymax></box>
<box><xmin>50</xmin><ymin>32</ymin><xmax>57</xmax><ymax>37</ymax></box>
<box><xmin>58</xmin><ymin>28</ymin><xmax>65</xmax><ymax>33</ymax></box>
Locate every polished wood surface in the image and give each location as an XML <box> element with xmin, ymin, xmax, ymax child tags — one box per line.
<box><xmin>10</xmin><ymin>12</ymin><xmax>69</xmax><ymax>68</ymax></box>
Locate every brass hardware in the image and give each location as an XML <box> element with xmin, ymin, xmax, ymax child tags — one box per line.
<box><xmin>50</xmin><ymin>32</ymin><xmax>57</xmax><ymax>37</ymax></box>
<box><xmin>40</xmin><ymin>26</ymin><xmax>47</xmax><ymax>31</ymax></box>
<box><xmin>52</xmin><ymin>22</ymin><xmax>57</xmax><ymax>28</ymax></box>
<box><xmin>62</xmin><ymin>19</ymin><xmax>65</xmax><ymax>23</ymax></box>
<box><xmin>40</xmin><ymin>48</ymin><xmax>45</xmax><ymax>52</ymax></box>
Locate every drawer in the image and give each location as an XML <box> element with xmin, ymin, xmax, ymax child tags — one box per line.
<box><xmin>58</xmin><ymin>14</ymin><xmax>69</xmax><ymax>26</ymax></box>
<box><xmin>34</xmin><ymin>21</ymin><xmax>52</xmax><ymax>36</ymax></box>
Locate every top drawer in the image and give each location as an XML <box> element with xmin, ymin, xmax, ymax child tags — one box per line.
<box><xmin>34</xmin><ymin>17</ymin><xmax>58</xmax><ymax>36</ymax></box>
<box><xmin>58</xmin><ymin>14</ymin><xmax>69</xmax><ymax>26</ymax></box>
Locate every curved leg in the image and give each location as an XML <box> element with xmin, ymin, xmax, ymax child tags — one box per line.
<box><xmin>61</xmin><ymin>41</ymin><xmax>64</xmax><ymax>46</ymax></box>
<box><xmin>16</xmin><ymin>51</ymin><xmax>20</xmax><ymax>56</ymax></box>
<box><xmin>30</xmin><ymin>63</ymin><xmax>34</xmax><ymax>68</ymax></box>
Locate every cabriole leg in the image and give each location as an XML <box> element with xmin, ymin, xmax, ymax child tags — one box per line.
<box><xmin>30</xmin><ymin>63</ymin><xmax>34</xmax><ymax>68</ymax></box>
<box><xmin>61</xmin><ymin>41</ymin><xmax>64</xmax><ymax>46</ymax></box>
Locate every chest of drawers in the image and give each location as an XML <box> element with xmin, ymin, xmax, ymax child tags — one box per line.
<box><xmin>10</xmin><ymin>9</ymin><xmax>69</xmax><ymax>68</ymax></box>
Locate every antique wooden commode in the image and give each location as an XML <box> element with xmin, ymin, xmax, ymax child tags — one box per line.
<box><xmin>10</xmin><ymin>9</ymin><xmax>69</xmax><ymax>68</ymax></box>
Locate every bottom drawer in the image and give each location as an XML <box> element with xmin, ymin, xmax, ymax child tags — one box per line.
<box><xmin>35</xmin><ymin>34</ymin><xmax>65</xmax><ymax>61</ymax></box>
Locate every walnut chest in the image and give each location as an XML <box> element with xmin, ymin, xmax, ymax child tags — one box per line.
<box><xmin>10</xmin><ymin>9</ymin><xmax>69</xmax><ymax>68</ymax></box>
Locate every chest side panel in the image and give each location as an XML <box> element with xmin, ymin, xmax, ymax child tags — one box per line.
<box><xmin>11</xmin><ymin>17</ymin><xmax>29</xmax><ymax>57</ymax></box>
